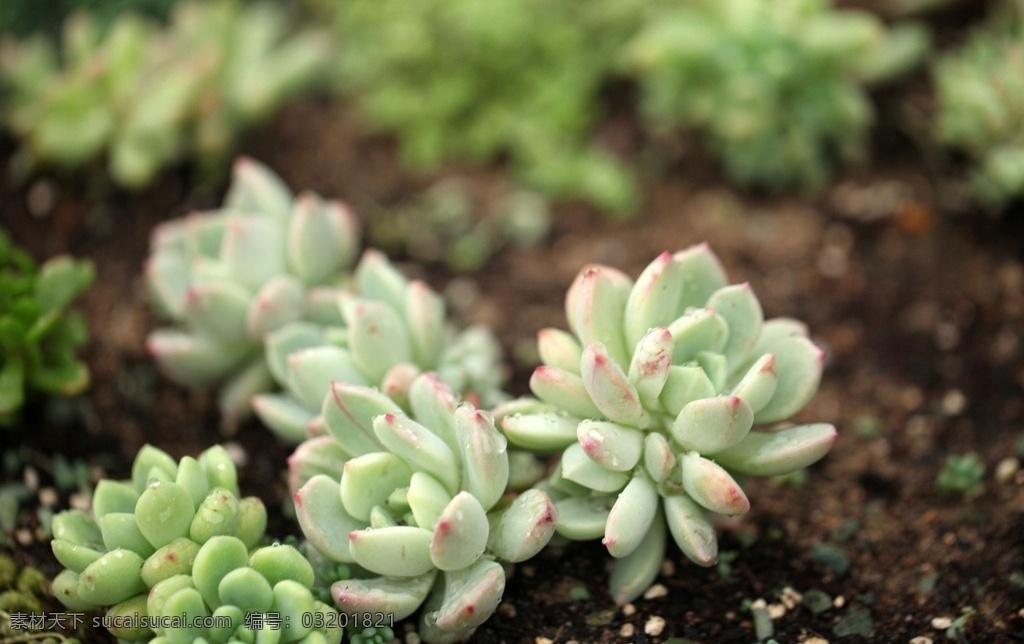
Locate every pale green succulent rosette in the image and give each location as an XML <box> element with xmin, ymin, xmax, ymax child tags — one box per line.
<box><xmin>50</xmin><ymin>444</ymin><xmax>342</xmax><ymax>642</ymax></box>
<box><xmin>253</xmin><ymin>248</ymin><xmax>508</xmax><ymax>444</ymax></box>
<box><xmin>291</xmin><ymin>372</ymin><xmax>557</xmax><ymax>643</ymax></box>
<box><xmin>146</xmin><ymin>157</ymin><xmax>361</xmax><ymax>428</ymax></box>
<box><xmin>497</xmin><ymin>245</ymin><xmax>837</xmax><ymax>603</ymax></box>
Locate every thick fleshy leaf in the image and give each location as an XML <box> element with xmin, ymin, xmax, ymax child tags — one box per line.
<box><xmin>100</xmin><ymin>512</ymin><xmax>153</xmax><ymax>555</ymax></box>
<box><xmin>294</xmin><ymin>475</ymin><xmax>361</xmax><ymax>563</ymax></box>
<box><xmin>667</xmin><ymin>308</ymin><xmax>729</xmax><ymax>364</ymax></box>
<box><xmin>680</xmin><ymin>452</ymin><xmax>750</xmax><ymax>516</ymax></box>
<box><xmin>287</xmin><ymin>194</ymin><xmax>359</xmax><ymax>285</ymax></box>
<box><xmin>565</xmin><ymin>264</ymin><xmax>632</xmax><ymax>368</ymax></box>
<box><xmin>729</xmin><ymin>353</ymin><xmax>778</xmax><ymax>414</ymax></box>
<box><xmin>581</xmin><ymin>342</ymin><xmax>649</xmax><ymax>428</ymax></box>
<box><xmin>271</xmin><ymin>580</ymin><xmax>316</xmax><ymax>642</ymax></box>
<box><xmin>452</xmin><ymin>405</ymin><xmax>509</xmax><ymax>510</ymax></box>
<box><xmin>486</xmin><ymin>489</ymin><xmax>557</xmax><ymax>563</ymax></box>
<box><xmin>218</xmin><ymin>357</ymin><xmax>273</xmax><ymax>432</ymax></box>
<box><xmin>219</xmin><ymin>215</ymin><xmax>286</xmax><ymax>291</ymax></box>
<box><xmin>553</xmin><ymin>495</ymin><xmax>613</xmax><ymax>540</ymax></box>
<box><xmin>608</xmin><ymin>505</ymin><xmax>666</xmax><ymax>605</ymax></box>
<box><xmin>420</xmin><ymin>560</ymin><xmax>505</xmax><ymax>639</ymax></box>
<box><xmin>91</xmin><ymin>481</ymin><xmax>138</xmax><ymax>520</ymax></box>
<box><xmin>191</xmin><ymin>535</ymin><xmax>249</xmax><ymax>608</ymax></box>
<box><xmin>198</xmin><ymin>445</ymin><xmax>238</xmax><ymax>492</ymax></box>
<box><xmin>712</xmin><ymin>423</ymin><xmax>837</xmax><ymax>476</ymax></box>
<box><xmin>189</xmin><ymin>488</ymin><xmax>240</xmax><ymax>544</ymax></box>
<box><xmin>52</xmin><ymin>539</ymin><xmax>103</xmax><ymax>574</ymax></box>
<box><xmin>218</xmin><ymin>567</ymin><xmax>273</xmax><ymax>614</ymax></box>
<box><xmin>141</xmin><ymin>537</ymin><xmax>200</xmax><ymax>587</ymax></box>
<box><xmin>671</xmin><ymin>396</ymin><xmax>753</xmax><ymax>454</ymax></box>
<box><xmin>672</xmin><ymin>243</ymin><xmax>729</xmax><ymax>312</ymax></box>
<box><xmin>264</xmin><ymin>321</ymin><xmax>325</xmax><ymax>386</ymax></box>
<box><xmin>253</xmin><ymin>393</ymin><xmax>316</xmax><ymax>444</ymax></box>
<box><xmin>246</xmin><ymin>275</ymin><xmax>304</xmax><ymax>340</ymax></box>
<box><xmin>664</xmin><ymin>493</ymin><xmax>718</xmax><ymax>566</ymax></box>
<box><xmin>501</xmin><ymin>410</ymin><xmax>581</xmax><ymax>452</ymax></box>
<box><xmin>407</xmin><ymin>471</ymin><xmax>453</xmax><ymax>531</ymax></box>
<box><xmin>707</xmin><ymin>283</ymin><xmax>763</xmax><ymax>368</ymax></box>
<box><xmin>405</xmin><ymin>280</ymin><xmax>446</xmax><ymax>368</ymax></box>
<box><xmin>374</xmin><ymin>413</ymin><xmax>460</xmax><ymax>494</ymax></box>
<box><xmin>346</xmin><ymin>300</ymin><xmax>413</xmax><ymax>383</ymax></box>
<box><xmin>628</xmin><ymin>326</ymin><xmax>674</xmax><ymax>408</ymax></box>
<box><xmin>348</xmin><ymin>525</ymin><xmax>434</xmax><ymax>577</ymax></box>
<box><xmin>340</xmin><ymin>452</ymin><xmax>412</xmax><ymax>522</ymax></box>
<box><xmin>160</xmin><ymin>587</ymin><xmax>209</xmax><ymax>642</ymax></box>
<box><xmin>753</xmin><ymin>330</ymin><xmax>826</xmax><ymax>424</ymax></box>
<box><xmin>77</xmin><ymin>549</ymin><xmax>146</xmax><ymax>606</ymax></box>
<box><xmin>321</xmin><ymin>382</ymin><xmax>397</xmax><ymax>456</ymax></box>
<box><xmin>577</xmin><ymin>420</ymin><xmax>644</xmax><ymax>472</ymax></box>
<box><xmin>287</xmin><ymin>345</ymin><xmax>366</xmax><ymax>410</ymax></box>
<box><xmin>287</xmin><ymin>435</ymin><xmax>349</xmax><ymax>493</ymax></box>
<box><xmin>179</xmin><ymin>280</ymin><xmax>251</xmax><ymax>345</ymax></box>
<box><xmin>135</xmin><ymin>482</ymin><xmax>194</xmax><ymax>549</ymax></box>
<box><xmin>604</xmin><ymin>473</ymin><xmax>659</xmax><ymax>558</ymax></box>
<box><xmin>249</xmin><ymin>544</ymin><xmax>315</xmax><ymax>588</ymax></box>
<box><xmin>147</xmin><ymin>329</ymin><xmax>247</xmax><ymax>386</ymax></box>
<box><xmin>561</xmin><ymin>443</ymin><xmax>630</xmax><ymax>493</ymax></box>
<box><xmin>659</xmin><ymin>365</ymin><xmax>717</xmax><ymax>418</ymax></box>
<box><xmin>225</xmin><ymin>156</ymin><xmax>293</xmax><ymax>224</ymax></box>
<box><xmin>624</xmin><ymin>251</ymin><xmax>685</xmax><ymax>349</ymax></box>
<box><xmin>332</xmin><ymin>572</ymin><xmax>436</xmax><ymax>621</ymax></box>
<box><xmin>530</xmin><ymin>366</ymin><xmax>603</xmax><ymax>420</ymax></box>
<box><xmin>104</xmin><ymin>595</ymin><xmax>152</xmax><ymax>641</ymax></box>
<box><xmin>146</xmin><ymin>251</ymin><xmax>190</xmax><ymax>317</ymax></box>
<box><xmin>407</xmin><ymin>372</ymin><xmax>459</xmax><ymax>451</ymax></box>
<box><xmin>430</xmin><ymin>492</ymin><xmax>489</xmax><ymax>571</ymax></box>
<box><xmin>537</xmin><ymin>328</ymin><xmax>584</xmax><ymax>374</ymax></box>
<box><xmin>354</xmin><ymin>249</ymin><xmax>408</xmax><ymax>312</ymax></box>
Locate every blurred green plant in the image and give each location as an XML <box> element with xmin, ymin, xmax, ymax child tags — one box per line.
<box><xmin>627</xmin><ymin>0</ymin><xmax>929</xmax><ymax>192</ymax></box>
<box><xmin>311</xmin><ymin>0</ymin><xmax>640</xmax><ymax>215</ymax></box>
<box><xmin>0</xmin><ymin>229</ymin><xmax>93</xmax><ymax>427</ymax></box>
<box><xmin>0</xmin><ymin>0</ymin><xmax>175</xmax><ymax>38</ymax></box>
<box><xmin>936</xmin><ymin>452</ymin><xmax>985</xmax><ymax>496</ymax></box>
<box><xmin>934</xmin><ymin>0</ymin><xmax>1024</xmax><ymax>211</ymax></box>
<box><xmin>0</xmin><ymin>0</ymin><xmax>333</xmax><ymax>189</ymax></box>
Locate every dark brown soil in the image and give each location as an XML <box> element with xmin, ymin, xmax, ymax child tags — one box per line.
<box><xmin>3</xmin><ymin>78</ymin><xmax>1024</xmax><ymax>643</ymax></box>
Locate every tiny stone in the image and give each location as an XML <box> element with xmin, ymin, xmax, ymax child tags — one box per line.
<box><xmin>16</xmin><ymin>529</ymin><xmax>32</xmax><ymax>546</ymax></box>
<box><xmin>619</xmin><ymin>624</ymin><xmax>635</xmax><ymax>638</ymax></box>
<box><xmin>535</xmin><ymin>638</ymin><xmax>554</xmax><ymax>644</ymax></box>
<box><xmin>767</xmin><ymin>603</ymin><xmax>786</xmax><ymax>619</ymax></box>
<box><xmin>499</xmin><ymin>602</ymin><xmax>517</xmax><ymax>618</ymax></box>
<box><xmin>70</xmin><ymin>492</ymin><xmax>91</xmax><ymax>511</ymax></box>
<box><xmin>995</xmin><ymin>457</ymin><xmax>1020</xmax><ymax>483</ymax></box>
<box><xmin>780</xmin><ymin>586</ymin><xmax>803</xmax><ymax>609</ymax></box>
<box><xmin>622</xmin><ymin>603</ymin><xmax>636</xmax><ymax>616</ymax></box>
<box><xmin>931</xmin><ymin>616</ymin><xmax>953</xmax><ymax>630</ymax></box>
<box><xmin>644</xmin><ymin>616</ymin><xmax>666</xmax><ymax>636</ymax></box>
<box><xmin>643</xmin><ymin>584</ymin><xmax>668</xmax><ymax>600</ymax></box>
<box><xmin>910</xmin><ymin>637</ymin><xmax>934</xmax><ymax>644</ymax></box>
<box><xmin>802</xmin><ymin>638</ymin><xmax>829</xmax><ymax>644</ymax></box>
<box><xmin>834</xmin><ymin>595</ymin><xmax>846</xmax><ymax>608</ymax></box>
<box><xmin>38</xmin><ymin>487</ymin><xmax>58</xmax><ymax>508</ymax></box>
<box><xmin>23</xmin><ymin>467</ymin><xmax>39</xmax><ymax>492</ymax></box>
<box><xmin>941</xmin><ymin>389</ymin><xmax>966</xmax><ymax>415</ymax></box>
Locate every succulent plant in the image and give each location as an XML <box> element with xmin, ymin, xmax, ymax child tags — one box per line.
<box><xmin>627</xmin><ymin>0</ymin><xmax>929</xmax><ymax>191</ymax></box>
<box><xmin>146</xmin><ymin>156</ymin><xmax>360</xmax><ymax>428</ymax></box>
<box><xmin>291</xmin><ymin>372</ymin><xmax>557</xmax><ymax>643</ymax></box>
<box><xmin>49</xmin><ymin>444</ymin><xmax>342</xmax><ymax>643</ymax></box>
<box><xmin>496</xmin><ymin>245</ymin><xmax>836</xmax><ymax>603</ymax></box>
<box><xmin>934</xmin><ymin>0</ymin><xmax>1024</xmax><ymax>210</ymax></box>
<box><xmin>0</xmin><ymin>0</ymin><xmax>332</xmax><ymax>188</ymax></box>
<box><xmin>311</xmin><ymin>0</ymin><xmax>639</xmax><ymax>215</ymax></box>
<box><xmin>0</xmin><ymin>228</ymin><xmax>93</xmax><ymax>426</ymax></box>
<box><xmin>253</xmin><ymin>248</ymin><xmax>507</xmax><ymax>444</ymax></box>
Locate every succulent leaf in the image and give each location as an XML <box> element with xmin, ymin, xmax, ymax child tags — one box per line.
<box><xmin>729</xmin><ymin>353</ymin><xmax>778</xmax><ymax>413</ymax></box>
<box><xmin>486</xmin><ymin>489</ymin><xmax>557</xmax><ymax>563</ymax></box>
<box><xmin>608</xmin><ymin>505</ymin><xmax>666</xmax><ymax>605</ymax></box>
<box><xmin>565</xmin><ymin>264</ymin><xmax>632</xmax><ymax>367</ymax></box>
<box><xmin>623</xmin><ymin>251</ymin><xmax>686</xmax><ymax>348</ymax></box>
<box><xmin>537</xmin><ymin>328</ymin><xmax>584</xmax><ymax>374</ymax></box>
<box><xmin>663</xmin><ymin>493</ymin><xmax>717</xmax><ymax>567</ymax></box>
<box><xmin>577</xmin><ymin>420</ymin><xmax>644</xmax><ymax>472</ymax></box>
<box><xmin>348</xmin><ymin>525</ymin><xmax>435</xmax><ymax>577</ymax></box>
<box><xmin>553</xmin><ymin>495</ymin><xmax>613</xmax><ymax>540</ymax></box>
<box><xmin>712</xmin><ymin>423</ymin><xmax>838</xmax><ymax>476</ymax></box>
<box><xmin>680</xmin><ymin>452</ymin><xmax>750</xmax><ymax>516</ymax></box>
<box><xmin>373</xmin><ymin>413</ymin><xmax>460</xmax><ymax>495</ymax></box>
<box><xmin>332</xmin><ymin>572</ymin><xmax>437</xmax><ymax>622</ymax></box>
<box><xmin>321</xmin><ymin>382</ymin><xmax>396</xmax><ymax>457</ymax></box>
<box><xmin>604</xmin><ymin>473</ymin><xmax>659</xmax><ymax>558</ymax></box>
<box><xmin>581</xmin><ymin>341</ymin><xmax>650</xmax><ymax>428</ymax></box>
<box><xmin>420</xmin><ymin>559</ymin><xmax>505</xmax><ymax>642</ymax></box>
<box><xmin>340</xmin><ymin>452</ymin><xmax>413</xmax><ymax>522</ymax></box>
<box><xmin>430</xmin><ymin>492</ymin><xmax>489</xmax><ymax>571</ymax></box>
<box><xmin>561</xmin><ymin>443</ymin><xmax>630</xmax><ymax>493</ymax></box>
<box><xmin>706</xmin><ymin>282</ymin><xmax>763</xmax><ymax>366</ymax></box>
<box><xmin>294</xmin><ymin>475</ymin><xmax>361</xmax><ymax>563</ymax></box>
<box><xmin>671</xmin><ymin>396</ymin><xmax>753</xmax><ymax>454</ymax></box>
<box><xmin>530</xmin><ymin>366</ymin><xmax>603</xmax><ymax>420</ymax></box>
<box><xmin>501</xmin><ymin>409</ymin><xmax>580</xmax><ymax>452</ymax></box>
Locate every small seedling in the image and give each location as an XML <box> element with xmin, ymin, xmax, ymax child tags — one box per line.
<box><xmin>936</xmin><ymin>453</ymin><xmax>985</xmax><ymax>495</ymax></box>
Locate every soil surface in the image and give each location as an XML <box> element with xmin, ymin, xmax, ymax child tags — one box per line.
<box><xmin>3</xmin><ymin>28</ymin><xmax>1024</xmax><ymax>644</ymax></box>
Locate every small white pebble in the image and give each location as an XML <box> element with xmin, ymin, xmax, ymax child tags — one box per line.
<box><xmin>619</xmin><ymin>624</ymin><xmax>635</xmax><ymax>638</ymax></box>
<box><xmin>801</xmin><ymin>637</ymin><xmax>829</xmax><ymax>644</ymax></box>
<box><xmin>622</xmin><ymin>603</ymin><xmax>636</xmax><ymax>616</ymax></box>
<box><xmin>224</xmin><ymin>442</ymin><xmax>248</xmax><ymax>467</ymax></box>
<box><xmin>23</xmin><ymin>466</ymin><xmax>39</xmax><ymax>492</ymax></box>
<box><xmin>404</xmin><ymin>633</ymin><xmax>421</xmax><ymax>644</ymax></box>
<box><xmin>768</xmin><ymin>603</ymin><xmax>786</xmax><ymax>619</ymax></box>
<box><xmin>941</xmin><ymin>389</ymin><xmax>967</xmax><ymax>415</ymax></box>
<box><xmin>660</xmin><ymin>559</ymin><xmax>675</xmax><ymax>577</ymax></box>
<box><xmin>931</xmin><ymin>616</ymin><xmax>953</xmax><ymax>630</ymax></box>
<box><xmin>16</xmin><ymin>529</ymin><xmax>32</xmax><ymax>546</ymax></box>
<box><xmin>910</xmin><ymin>637</ymin><xmax>934</xmax><ymax>644</ymax></box>
<box><xmin>833</xmin><ymin>595</ymin><xmax>846</xmax><ymax>608</ymax></box>
<box><xmin>751</xmin><ymin>598</ymin><xmax>767</xmax><ymax>610</ymax></box>
<box><xmin>996</xmin><ymin>457</ymin><xmax>1020</xmax><ymax>484</ymax></box>
<box><xmin>643</xmin><ymin>583</ymin><xmax>668</xmax><ymax>600</ymax></box>
<box><xmin>39</xmin><ymin>487</ymin><xmax>58</xmax><ymax>508</ymax></box>
<box><xmin>70</xmin><ymin>492</ymin><xmax>91</xmax><ymax>511</ymax></box>
<box><xmin>644</xmin><ymin>616</ymin><xmax>666</xmax><ymax>636</ymax></box>
<box><xmin>535</xmin><ymin>638</ymin><xmax>554</xmax><ymax>644</ymax></box>
<box><xmin>781</xmin><ymin>586</ymin><xmax>803</xmax><ymax>609</ymax></box>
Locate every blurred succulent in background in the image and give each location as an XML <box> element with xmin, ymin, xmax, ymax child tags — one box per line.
<box><xmin>368</xmin><ymin>178</ymin><xmax>552</xmax><ymax>273</ymax></box>
<box><xmin>0</xmin><ymin>0</ymin><xmax>332</xmax><ymax>188</ymax></box>
<box><xmin>146</xmin><ymin>157</ymin><xmax>360</xmax><ymax>428</ymax></box>
<box><xmin>497</xmin><ymin>245</ymin><xmax>836</xmax><ymax>603</ymax></box>
<box><xmin>936</xmin><ymin>452</ymin><xmax>985</xmax><ymax>496</ymax></box>
<box><xmin>934</xmin><ymin>0</ymin><xmax>1024</xmax><ymax>211</ymax></box>
<box><xmin>0</xmin><ymin>229</ymin><xmax>93</xmax><ymax>426</ymax></box>
<box><xmin>310</xmin><ymin>0</ymin><xmax>640</xmax><ymax>215</ymax></box>
<box><xmin>50</xmin><ymin>444</ymin><xmax>342</xmax><ymax>642</ymax></box>
<box><xmin>253</xmin><ymin>249</ymin><xmax>507</xmax><ymax>444</ymax></box>
<box><xmin>627</xmin><ymin>0</ymin><xmax>929</xmax><ymax>192</ymax></box>
<box><xmin>291</xmin><ymin>372</ymin><xmax>557</xmax><ymax>643</ymax></box>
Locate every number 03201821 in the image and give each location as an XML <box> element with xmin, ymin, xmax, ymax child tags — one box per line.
<box><xmin>301</xmin><ymin>611</ymin><xmax>395</xmax><ymax>630</ymax></box>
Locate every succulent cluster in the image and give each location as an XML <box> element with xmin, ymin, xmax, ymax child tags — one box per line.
<box><xmin>627</xmin><ymin>0</ymin><xmax>928</xmax><ymax>191</ymax></box>
<box><xmin>0</xmin><ymin>0</ymin><xmax>332</xmax><ymax>187</ymax></box>
<box><xmin>934</xmin><ymin>0</ymin><xmax>1024</xmax><ymax>210</ymax></box>
<box><xmin>0</xmin><ymin>229</ymin><xmax>93</xmax><ymax>426</ymax></box>
<box><xmin>146</xmin><ymin>157</ymin><xmax>360</xmax><ymax>427</ymax></box>
<box><xmin>313</xmin><ymin>0</ymin><xmax>638</xmax><ymax>214</ymax></box>
<box><xmin>497</xmin><ymin>245</ymin><xmax>836</xmax><ymax>603</ymax></box>
<box><xmin>50</xmin><ymin>444</ymin><xmax>341</xmax><ymax>642</ymax></box>
<box><xmin>291</xmin><ymin>372</ymin><xmax>557</xmax><ymax>643</ymax></box>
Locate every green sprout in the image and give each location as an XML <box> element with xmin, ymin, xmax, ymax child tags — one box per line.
<box><xmin>936</xmin><ymin>453</ymin><xmax>985</xmax><ymax>496</ymax></box>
